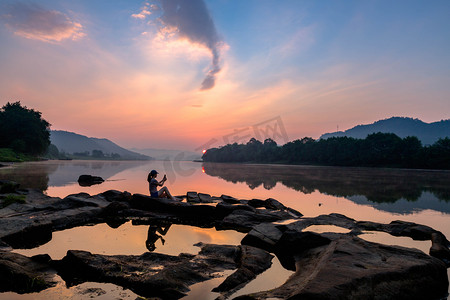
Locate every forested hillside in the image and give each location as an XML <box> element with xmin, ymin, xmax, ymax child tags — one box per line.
<box><xmin>202</xmin><ymin>134</ymin><xmax>450</xmax><ymax>169</ymax></box>
<box><xmin>50</xmin><ymin>130</ymin><xmax>150</xmax><ymax>160</ymax></box>
<box><xmin>320</xmin><ymin>117</ymin><xmax>449</xmax><ymax>145</ymax></box>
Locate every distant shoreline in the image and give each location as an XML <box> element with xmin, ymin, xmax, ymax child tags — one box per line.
<box><xmin>201</xmin><ymin>160</ymin><xmax>450</xmax><ymax>172</ymax></box>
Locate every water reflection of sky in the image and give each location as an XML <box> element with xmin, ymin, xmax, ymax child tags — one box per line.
<box><xmin>2</xmin><ymin>160</ymin><xmax>450</xmax><ymax>299</ymax></box>
<box><xmin>1</xmin><ymin>160</ymin><xmax>450</xmax><ymax>224</ymax></box>
<box><xmin>14</xmin><ymin>222</ymin><xmax>245</xmax><ymax>260</ymax></box>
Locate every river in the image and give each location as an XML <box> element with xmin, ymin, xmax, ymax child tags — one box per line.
<box><xmin>0</xmin><ymin>160</ymin><xmax>449</xmax><ymax>299</ymax></box>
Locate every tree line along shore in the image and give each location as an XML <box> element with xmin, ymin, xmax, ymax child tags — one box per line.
<box><xmin>202</xmin><ymin>135</ymin><xmax>450</xmax><ymax>170</ymax></box>
<box><xmin>1</xmin><ymin>101</ymin><xmax>449</xmax><ymax>169</ymax></box>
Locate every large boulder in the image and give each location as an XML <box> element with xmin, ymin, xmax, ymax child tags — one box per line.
<box><xmin>1</xmin><ymin>220</ymin><xmax>52</xmax><ymax>249</ymax></box>
<box><xmin>100</xmin><ymin>190</ymin><xmax>132</xmax><ymax>202</ymax></box>
<box><xmin>274</xmin><ymin>230</ymin><xmax>331</xmax><ymax>271</ymax></box>
<box><xmin>243</xmin><ymin>235</ymin><xmax>449</xmax><ymax>300</ymax></box>
<box><xmin>0</xmin><ymin>251</ymin><xmax>56</xmax><ymax>293</ymax></box>
<box><xmin>131</xmin><ymin>194</ymin><xmax>217</xmax><ymax>222</ymax></box>
<box><xmin>430</xmin><ymin>232</ymin><xmax>450</xmax><ymax>264</ymax></box>
<box><xmin>198</xmin><ymin>193</ymin><xmax>213</xmax><ymax>203</ymax></box>
<box><xmin>56</xmin><ymin>243</ymin><xmax>273</xmax><ymax>299</ymax></box>
<box><xmin>221</xmin><ymin>194</ymin><xmax>241</xmax><ymax>204</ymax></box>
<box><xmin>186</xmin><ymin>191</ymin><xmax>200</xmax><ymax>203</ymax></box>
<box><xmin>77</xmin><ymin>175</ymin><xmax>104</xmax><ymax>187</ymax></box>
<box><xmin>212</xmin><ymin>245</ymin><xmax>274</xmax><ymax>294</ymax></box>
<box><xmin>241</xmin><ymin>223</ymin><xmax>284</xmax><ymax>252</ymax></box>
<box><xmin>264</xmin><ymin>198</ymin><xmax>285</xmax><ymax>210</ymax></box>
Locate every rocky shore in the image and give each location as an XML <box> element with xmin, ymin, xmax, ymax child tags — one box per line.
<box><xmin>0</xmin><ymin>180</ymin><xmax>449</xmax><ymax>299</ymax></box>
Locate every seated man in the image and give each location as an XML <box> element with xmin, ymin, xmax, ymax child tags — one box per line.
<box><xmin>147</xmin><ymin>169</ymin><xmax>179</xmax><ymax>200</ymax></box>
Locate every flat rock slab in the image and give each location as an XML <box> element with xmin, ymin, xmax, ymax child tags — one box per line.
<box><xmin>56</xmin><ymin>243</ymin><xmax>273</xmax><ymax>299</ymax></box>
<box><xmin>244</xmin><ymin>235</ymin><xmax>448</xmax><ymax>300</ymax></box>
<box><xmin>1</xmin><ymin>188</ymin><xmax>449</xmax><ymax>299</ymax></box>
<box><xmin>0</xmin><ymin>251</ymin><xmax>57</xmax><ymax>293</ymax></box>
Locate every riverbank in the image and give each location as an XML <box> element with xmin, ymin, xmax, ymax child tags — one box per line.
<box><xmin>0</xmin><ymin>148</ymin><xmax>39</xmax><ymax>163</ymax></box>
<box><xmin>0</xmin><ymin>180</ymin><xmax>448</xmax><ymax>299</ymax></box>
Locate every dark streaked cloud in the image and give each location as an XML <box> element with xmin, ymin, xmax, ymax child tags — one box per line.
<box><xmin>1</xmin><ymin>2</ymin><xmax>84</xmax><ymax>42</ymax></box>
<box><xmin>156</xmin><ymin>0</ymin><xmax>223</xmax><ymax>90</ymax></box>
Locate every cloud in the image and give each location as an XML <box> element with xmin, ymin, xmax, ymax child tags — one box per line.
<box><xmin>1</xmin><ymin>2</ymin><xmax>85</xmax><ymax>42</ymax></box>
<box><xmin>134</xmin><ymin>0</ymin><xmax>223</xmax><ymax>90</ymax></box>
<box><xmin>132</xmin><ymin>2</ymin><xmax>156</xmax><ymax>19</ymax></box>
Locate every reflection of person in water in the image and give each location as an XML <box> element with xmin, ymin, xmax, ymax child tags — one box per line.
<box><xmin>147</xmin><ymin>169</ymin><xmax>180</xmax><ymax>200</ymax></box>
<box><xmin>146</xmin><ymin>224</ymin><xmax>172</xmax><ymax>252</ymax></box>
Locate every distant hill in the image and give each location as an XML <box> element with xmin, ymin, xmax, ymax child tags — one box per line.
<box><xmin>320</xmin><ymin>117</ymin><xmax>450</xmax><ymax>145</ymax></box>
<box><xmin>50</xmin><ymin>130</ymin><xmax>151</xmax><ymax>160</ymax></box>
<box><xmin>130</xmin><ymin>148</ymin><xmax>201</xmax><ymax>161</ymax></box>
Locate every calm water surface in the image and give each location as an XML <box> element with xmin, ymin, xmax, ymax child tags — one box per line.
<box><xmin>1</xmin><ymin>160</ymin><xmax>449</xmax><ymax>299</ymax></box>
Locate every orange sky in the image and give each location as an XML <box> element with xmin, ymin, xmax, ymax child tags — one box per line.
<box><xmin>1</xmin><ymin>0</ymin><xmax>449</xmax><ymax>150</ymax></box>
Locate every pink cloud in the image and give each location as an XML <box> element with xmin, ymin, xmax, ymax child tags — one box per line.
<box><xmin>2</xmin><ymin>2</ymin><xmax>85</xmax><ymax>42</ymax></box>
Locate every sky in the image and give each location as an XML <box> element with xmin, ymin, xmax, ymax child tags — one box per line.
<box><xmin>0</xmin><ymin>0</ymin><xmax>449</xmax><ymax>151</ymax></box>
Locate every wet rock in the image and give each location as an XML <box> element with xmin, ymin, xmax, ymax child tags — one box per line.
<box><xmin>356</xmin><ymin>219</ymin><xmax>440</xmax><ymax>241</ymax></box>
<box><xmin>0</xmin><ymin>189</ymin><xmax>112</xmax><ymax>249</ymax></box>
<box><xmin>213</xmin><ymin>245</ymin><xmax>274</xmax><ymax>294</ymax></box>
<box><xmin>247</xmin><ymin>199</ymin><xmax>266</xmax><ymax>208</ymax></box>
<box><xmin>131</xmin><ymin>194</ymin><xmax>217</xmax><ymax>222</ymax></box>
<box><xmin>60</xmin><ymin>194</ymin><xmax>101</xmax><ymax>208</ymax></box>
<box><xmin>274</xmin><ymin>230</ymin><xmax>331</xmax><ymax>271</ymax></box>
<box><xmin>215</xmin><ymin>202</ymin><xmax>256</xmax><ymax>218</ymax></box>
<box><xmin>241</xmin><ymin>223</ymin><xmax>284</xmax><ymax>252</ymax></box>
<box><xmin>0</xmin><ymin>180</ymin><xmax>20</xmax><ymax>193</ymax></box>
<box><xmin>56</xmin><ymin>243</ymin><xmax>273</xmax><ymax>299</ymax></box>
<box><xmin>221</xmin><ymin>194</ymin><xmax>240</xmax><ymax>204</ymax></box>
<box><xmin>0</xmin><ymin>251</ymin><xmax>57</xmax><ymax>293</ymax></box>
<box><xmin>211</xmin><ymin>196</ymin><xmax>223</xmax><ymax>202</ymax></box>
<box><xmin>430</xmin><ymin>232</ymin><xmax>450</xmax><ymax>265</ymax></box>
<box><xmin>285</xmin><ymin>207</ymin><xmax>303</xmax><ymax>218</ymax></box>
<box><xmin>77</xmin><ymin>175</ymin><xmax>104</xmax><ymax>187</ymax></box>
<box><xmin>248</xmin><ymin>198</ymin><xmax>303</xmax><ymax>217</ymax></box>
<box><xmin>264</xmin><ymin>198</ymin><xmax>285</xmax><ymax>210</ymax></box>
<box><xmin>246</xmin><ymin>235</ymin><xmax>449</xmax><ymax>300</ymax></box>
<box><xmin>1</xmin><ymin>188</ymin><xmax>449</xmax><ymax>299</ymax></box>
<box><xmin>218</xmin><ymin>209</ymin><xmax>292</xmax><ymax>232</ymax></box>
<box><xmin>285</xmin><ymin>213</ymin><xmax>357</xmax><ymax>232</ymax></box>
<box><xmin>1</xmin><ymin>221</ymin><xmax>52</xmax><ymax>249</ymax></box>
<box><xmin>386</xmin><ymin>220</ymin><xmax>439</xmax><ymax>240</ymax></box>
<box><xmin>101</xmin><ymin>201</ymin><xmax>130</xmax><ymax>217</ymax></box>
<box><xmin>186</xmin><ymin>191</ymin><xmax>200</xmax><ymax>203</ymax></box>
<box><xmin>0</xmin><ymin>240</ymin><xmax>12</xmax><ymax>251</ymax></box>
<box><xmin>198</xmin><ymin>193</ymin><xmax>213</xmax><ymax>203</ymax></box>
<box><xmin>101</xmin><ymin>190</ymin><xmax>132</xmax><ymax>202</ymax></box>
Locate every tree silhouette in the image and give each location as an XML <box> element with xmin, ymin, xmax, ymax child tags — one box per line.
<box><xmin>0</xmin><ymin>102</ymin><xmax>50</xmax><ymax>155</ymax></box>
<box><xmin>202</xmin><ymin>134</ymin><xmax>450</xmax><ymax>170</ymax></box>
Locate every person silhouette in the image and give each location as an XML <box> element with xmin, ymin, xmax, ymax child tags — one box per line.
<box><xmin>145</xmin><ymin>224</ymin><xmax>172</xmax><ymax>252</ymax></box>
<box><xmin>147</xmin><ymin>170</ymin><xmax>180</xmax><ymax>200</ymax></box>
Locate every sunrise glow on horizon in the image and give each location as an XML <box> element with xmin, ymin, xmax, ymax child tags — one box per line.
<box><xmin>0</xmin><ymin>0</ymin><xmax>449</xmax><ymax>150</ymax></box>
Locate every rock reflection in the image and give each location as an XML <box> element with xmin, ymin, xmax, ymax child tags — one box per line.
<box><xmin>202</xmin><ymin>163</ymin><xmax>450</xmax><ymax>203</ymax></box>
<box><xmin>0</xmin><ymin>161</ymin><xmax>146</xmax><ymax>191</ymax></box>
